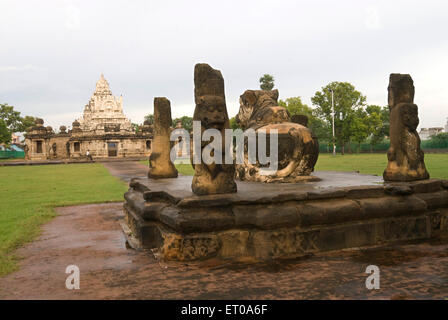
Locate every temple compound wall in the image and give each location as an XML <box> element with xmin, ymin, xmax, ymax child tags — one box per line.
<box><xmin>24</xmin><ymin>75</ymin><xmax>153</xmax><ymax>161</ymax></box>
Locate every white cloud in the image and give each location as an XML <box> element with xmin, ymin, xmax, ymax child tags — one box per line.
<box><xmin>0</xmin><ymin>0</ymin><xmax>447</xmax><ymax>129</ymax></box>
<box><xmin>0</xmin><ymin>65</ymin><xmax>46</xmax><ymax>72</ymax></box>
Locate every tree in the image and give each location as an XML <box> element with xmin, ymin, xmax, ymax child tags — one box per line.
<box><xmin>0</xmin><ymin>104</ymin><xmax>36</xmax><ymax>144</ymax></box>
<box><xmin>365</xmin><ymin>105</ymin><xmax>389</xmax><ymax>152</ymax></box>
<box><xmin>0</xmin><ymin>119</ymin><xmax>12</xmax><ymax>144</ymax></box>
<box><xmin>0</xmin><ymin>103</ymin><xmax>23</xmax><ymax>132</ymax></box>
<box><xmin>19</xmin><ymin>115</ymin><xmax>36</xmax><ymax>132</ymax></box>
<box><xmin>131</xmin><ymin>123</ymin><xmax>140</xmax><ymax>133</ymax></box>
<box><xmin>427</xmin><ymin>132</ymin><xmax>448</xmax><ymax>148</ymax></box>
<box><xmin>278</xmin><ymin>96</ymin><xmax>331</xmax><ymax>144</ymax></box>
<box><xmin>172</xmin><ymin>116</ymin><xmax>193</xmax><ymax>131</ymax></box>
<box><xmin>311</xmin><ymin>82</ymin><xmax>366</xmax><ymax>154</ymax></box>
<box><xmin>259</xmin><ymin>74</ymin><xmax>275</xmax><ymax>91</ymax></box>
<box><xmin>229</xmin><ymin>117</ymin><xmax>240</xmax><ymax>130</ymax></box>
<box><xmin>144</xmin><ymin>114</ymin><xmax>154</xmax><ymax>125</ymax></box>
<box><xmin>350</xmin><ymin>108</ymin><xmax>369</xmax><ymax>153</ymax></box>
<box><xmin>278</xmin><ymin>97</ymin><xmax>313</xmax><ymax>118</ymax></box>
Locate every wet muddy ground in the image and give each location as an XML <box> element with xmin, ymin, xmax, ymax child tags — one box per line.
<box><xmin>1</xmin><ymin>201</ymin><xmax>446</xmax><ymax>300</ymax></box>
<box><xmin>0</xmin><ymin>161</ymin><xmax>446</xmax><ymax>299</ymax></box>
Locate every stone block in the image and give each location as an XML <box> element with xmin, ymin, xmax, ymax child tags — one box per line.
<box><xmin>384</xmin><ymin>185</ymin><xmax>413</xmax><ymax>195</ymax></box>
<box><xmin>124</xmin><ymin>204</ymin><xmax>162</xmax><ymax>248</ymax></box>
<box><xmin>357</xmin><ymin>195</ymin><xmax>427</xmax><ymax>219</ymax></box>
<box><xmin>218</xmin><ymin>230</ymin><xmax>250</xmax><ymax>258</ymax></box>
<box><xmin>415</xmin><ymin>191</ymin><xmax>448</xmax><ymax>210</ymax></box>
<box><xmin>409</xmin><ymin>179</ymin><xmax>443</xmax><ymax>193</ymax></box>
<box><xmin>159</xmin><ymin>207</ymin><xmax>235</xmax><ymax>233</ymax></box>
<box><xmin>233</xmin><ymin>204</ymin><xmax>300</xmax><ymax>230</ymax></box>
<box><xmin>297</xmin><ymin>199</ymin><xmax>362</xmax><ymax>227</ymax></box>
<box><xmin>345</xmin><ymin>185</ymin><xmax>386</xmax><ymax>199</ymax></box>
<box><xmin>307</xmin><ymin>188</ymin><xmax>346</xmax><ymax>200</ymax></box>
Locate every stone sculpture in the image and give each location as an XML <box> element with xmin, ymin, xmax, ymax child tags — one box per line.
<box><xmin>148</xmin><ymin>97</ymin><xmax>178</xmax><ymax>179</ymax></box>
<box><xmin>383</xmin><ymin>74</ymin><xmax>429</xmax><ymax>181</ymax></box>
<box><xmin>235</xmin><ymin>89</ymin><xmax>319</xmax><ymax>182</ymax></box>
<box><xmin>191</xmin><ymin>63</ymin><xmax>237</xmax><ymax>195</ymax></box>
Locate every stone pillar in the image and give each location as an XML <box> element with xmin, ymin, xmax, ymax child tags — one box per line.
<box><xmin>383</xmin><ymin>74</ymin><xmax>429</xmax><ymax>181</ymax></box>
<box><xmin>148</xmin><ymin>97</ymin><xmax>178</xmax><ymax>179</ymax></box>
<box><xmin>191</xmin><ymin>63</ymin><xmax>237</xmax><ymax>195</ymax></box>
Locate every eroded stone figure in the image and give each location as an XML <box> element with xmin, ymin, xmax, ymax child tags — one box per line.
<box><xmin>191</xmin><ymin>63</ymin><xmax>237</xmax><ymax>195</ymax></box>
<box><xmin>383</xmin><ymin>74</ymin><xmax>429</xmax><ymax>181</ymax></box>
<box><xmin>235</xmin><ymin>89</ymin><xmax>319</xmax><ymax>183</ymax></box>
<box><xmin>148</xmin><ymin>97</ymin><xmax>178</xmax><ymax>179</ymax></box>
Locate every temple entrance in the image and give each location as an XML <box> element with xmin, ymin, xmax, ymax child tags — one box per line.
<box><xmin>108</xmin><ymin>142</ymin><xmax>118</xmax><ymax>157</ymax></box>
<box><xmin>36</xmin><ymin>141</ymin><xmax>43</xmax><ymax>154</ymax></box>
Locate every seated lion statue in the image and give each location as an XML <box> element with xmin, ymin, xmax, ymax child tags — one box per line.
<box><xmin>235</xmin><ymin>89</ymin><xmax>319</xmax><ymax>183</ymax></box>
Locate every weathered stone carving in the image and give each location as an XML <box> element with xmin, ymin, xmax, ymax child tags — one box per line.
<box><xmin>383</xmin><ymin>74</ymin><xmax>429</xmax><ymax>181</ymax></box>
<box><xmin>235</xmin><ymin>89</ymin><xmax>319</xmax><ymax>182</ymax></box>
<box><xmin>191</xmin><ymin>63</ymin><xmax>237</xmax><ymax>195</ymax></box>
<box><xmin>148</xmin><ymin>97</ymin><xmax>178</xmax><ymax>179</ymax></box>
<box><xmin>291</xmin><ymin>114</ymin><xmax>308</xmax><ymax>127</ymax></box>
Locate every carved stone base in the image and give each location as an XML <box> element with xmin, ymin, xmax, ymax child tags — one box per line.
<box><xmin>122</xmin><ymin>173</ymin><xmax>448</xmax><ymax>261</ymax></box>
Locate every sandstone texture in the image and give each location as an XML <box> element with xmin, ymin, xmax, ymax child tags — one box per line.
<box><xmin>383</xmin><ymin>74</ymin><xmax>429</xmax><ymax>181</ymax></box>
<box><xmin>191</xmin><ymin>63</ymin><xmax>237</xmax><ymax>195</ymax></box>
<box><xmin>235</xmin><ymin>89</ymin><xmax>319</xmax><ymax>183</ymax></box>
<box><xmin>148</xmin><ymin>97</ymin><xmax>178</xmax><ymax>179</ymax></box>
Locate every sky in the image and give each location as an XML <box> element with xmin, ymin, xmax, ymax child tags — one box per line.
<box><xmin>1</xmin><ymin>0</ymin><xmax>447</xmax><ymax>132</ymax></box>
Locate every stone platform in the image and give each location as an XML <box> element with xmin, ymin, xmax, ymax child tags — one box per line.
<box><xmin>123</xmin><ymin>172</ymin><xmax>448</xmax><ymax>261</ymax></box>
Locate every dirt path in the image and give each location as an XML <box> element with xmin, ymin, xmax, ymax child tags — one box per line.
<box><xmin>100</xmin><ymin>160</ymin><xmax>148</xmax><ymax>182</ymax></box>
<box><xmin>0</xmin><ymin>161</ymin><xmax>447</xmax><ymax>299</ymax></box>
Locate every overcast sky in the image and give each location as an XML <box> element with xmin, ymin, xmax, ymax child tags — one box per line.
<box><xmin>1</xmin><ymin>0</ymin><xmax>447</xmax><ymax>132</ymax></box>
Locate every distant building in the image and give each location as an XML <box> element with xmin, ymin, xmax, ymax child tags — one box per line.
<box><xmin>11</xmin><ymin>133</ymin><xmax>21</xmax><ymax>145</ymax></box>
<box><xmin>445</xmin><ymin>117</ymin><xmax>448</xmax><ymax>133</ymax></box>
<box><xmin>419</xmin><ymin>127</ymin><xmax>444</xmax><ymax>140</ymax></box>
<box><xmin>24</xmin><ymin>74</ymin><xmax>153</xmax><ymax>161</ymax></box>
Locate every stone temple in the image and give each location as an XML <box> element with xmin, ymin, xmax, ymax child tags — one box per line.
<box><xmin>25</xmin><ymin>75</ymin><xmax>153</xmax><ymax>161</ymax></box>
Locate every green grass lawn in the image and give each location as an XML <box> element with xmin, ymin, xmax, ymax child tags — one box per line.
<box><xmin>0</xmin><ymin>163</ymin><xmax>128</xmax><ymax>276</ymax></box>
<box><xmin>163</xmin><ymin>153</ymin><xmax>448</xmax><ymax>179</ymax></box>
<box><xmin>315</xmin><ymin>153</ymin><xmax>448</xmax><ymax>179</ymax></box>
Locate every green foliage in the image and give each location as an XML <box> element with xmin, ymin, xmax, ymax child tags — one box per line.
<box><xmin>278</xmin><ymin>97</ymin><xmax>312</xmax><ymax>117</ymax></box>
<box><xmin>173</xmin><ymin>116</ymin><xmax>193</xmax><ymax>131</ymax></box>
<box><xmin>259</xmin><ymin>74</ymin><xmax>275</xmax><ymax>91</ymax></box>
<box><xmin>366</xmin><ymin>105</ymin><xmax>389</xmax><ymax>147</ymax></box>
<box><xmin>0</xmin><ymin>104</ymin><xmax>22</xmax><ymax>132</ymax></box>
<box><xmin>0</xmin><ymin>104</ymin><xmax>36</xmax><ymax>144</ymax></box>
<box><xmin>229</xmin><ymin>117</ymin><xmax>240</xmax><ymax>130</ymax></box>
<box><xmin>0</xmin><ymin>120</ymin><xmax>11</xmax><ymax>145</ymax></box>
<box><xmin>423</xmin><ymin>132</ymin><xmax>448</xmax><ymax>149</ymax></box>
<box><xmin>144</xmin><ymin>114</ymin><xmax>154</xmax><ymax>124</ymax></box>
<box><xmin>350</xmin><ymin>108</ymin><xmax>369</xmax><ymax>152</ymax></box>
<box><xmin>278</xmin><ymin>97</ymin><xmax>331</xmax><ymax>142</ymax></box>
<box><xmin>311</xmin><ymin>82</ymin><xmax>367</xmax><ymax>153</ymax></box>
<box><xmin>0</xmin><ymin>163</ymin><xmax>128</xmax><ymax>276</ymax></box>
<box><xmin>20</xmin><ymin>116</ymin><xmax>36</xmax><ymax>133</ymax></box>
<box><xmin>131</xmin><ymin>123</ymin><xmax>140</xmax><ymax>133</ymax></box>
